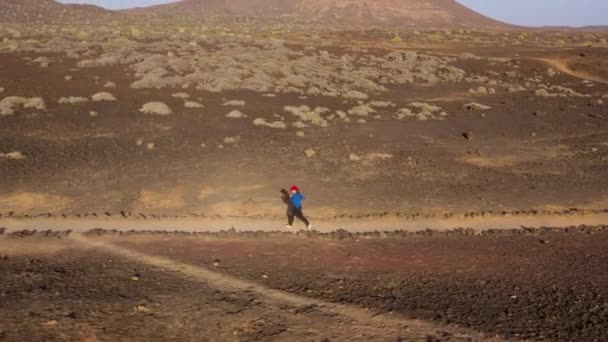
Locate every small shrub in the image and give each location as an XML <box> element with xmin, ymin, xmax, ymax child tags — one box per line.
<box><xmin>348</xmin><ymin>105</ymin><xmax>375</xmax><ymax>117</ymax></box>
<box><xmin>344</xmin><ymin>90</ymin><xmax>368</xmax><ymax>101</ymax></box>
<box><xmin>0</xmin><ymin>96</ymin><xmax>46</xmax><ymax>116</ymax></box>
<box><xmin>140</xmin><ymin>102</ymin><xmax>172</xmax><ymax>115</ymax></box>
<box><xmin>253</xmin><ymin>118</ymin><xmax>286</xmax><ymax>129</ymax></box>
<box><xmin>58</xmin><ymin>96</ymin><xmax>89</xmax><ymax>105</ymax></box>
<box><xmin>91</xmin><ymin>92</ymin><xmax>116</xmax><ymax>102</ymax></box>
<box><xmin>0</xmin><ymin>151</ymin><xmax>25</xmax><ymax>160</ymax></box>
<box><xmin>226</xmin><ymin>110</ymin><xmax>247</xmax><ymax>118</ymax></box>
<box><xmin>172</xmin><ymin>92</ymin><xmax>190</xmax><ymax>99</ymax></box>
<box><xmin>184</xmin><ymin>101</ymin><xmax>204</xmax><ymax>108</ymax></box>
<box><xmin>222</xmin><ymin>100</ymin><xmax>246</xmax><ymax>106</ymax></box>
<box><xmin>224</xmin><ymin>136</ymin><xmax>240</xmax><ymax>144</ymax></box>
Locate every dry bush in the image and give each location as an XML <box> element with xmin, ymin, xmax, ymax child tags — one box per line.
<box><xmin>396</xmin><ymin>108</ymin><xmax>413</xmax><ymax>119</ymax></box>
<box><xmin>226</xmin><ymin>110</ymin><xmax>247</xmax><ymax>118</ymax></box>
<box><xmin>406</xmin><ymin>102</ymin><xmax>448</xmax><ymax>120</ymax></box>
<box><xmin>344</xmin><ymin>90</ymin><xmax>368</xmax><ymax>101</ymax></box>
<box><xmin>222</xmin><ymin>100</ymin><xmax>246</xmax><ymax>106</ymax></box>
<box><xmin>184</xmin><ymin>101</ymin><xmax>204</xmax><ymax>108</ymax></box>
<box><xmin>284</xmin><ymin>105</ymin><xmax>329</xmax><ymax>127</ymax></box>
<box><xmin>0</xmin><ymin>151</ymin><xmax>25</xmax><ymax>160</ymax></box>
<box><xmin>535</xmin><ymin>85</ymin><xmax>589</xmax><ymax>98</ymax></box>
<box><xmin>58</xmin><ymin>96</ymin><xmax>89</xmax><ymax>104</ymax></box>
<box><xmin>122</xmin><ymin>40</ymin><xmax>466</xmax><ymax>100</ymax></box>
<box><xmin>253</xmin><ymin>118</ymin><xmax>286</xmax><ymax>129</ymax></box>
<box><xmin>348</xmin><ymin>104</ymin><xmax>376</xmax><ymax>117</ymax></box>
<box><xmin>0</xmin><ymin>96</ymin><xmax>46</xmax><ymax>115</ymax></box>
<box><xmin>91</xmin><ymin>92</ymin><xmax>116</xmax><ymax>102</ymax></box>
<box><xmin>369</xmin><ymin>101</ymin><xmax>395</xmax><ymax>108</ymax></box>
<box><xmin>140</xmin><ymin>102</ymin><xmax>172</xmax><ymax>115</ymax></box>
<box><xmin>104</xmin><ymin>81</ymin><xmax>116</xmax><ymax>88</ymax></box>
<box><xmin>223</xmin><ymin>136</ymin><xmax>240</xmax><ymax>144</ymax></box>
<box><xmin>172</xmin><ymin>92</ymin><xmax>190</xmax><ymax>99</ymax></box>
<box><xmin>469</xmin><ymin>86</ymin><xmax>495</xmax><ymax>95</ymax></box>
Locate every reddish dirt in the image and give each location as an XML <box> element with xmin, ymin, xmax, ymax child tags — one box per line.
<box><xmin>106</xmin><ymin>227</ymin><xmax>608</xmax><ymax>340</ymax></box>
<box><xmin>1</xmin><ymin>237</ymin><xmax>477</xmax><ymax>341</ymax></box>
<box><xmin>1</xmin><ymin>49</ymin><xmax>608</xmax><ymax>217</ymax></box>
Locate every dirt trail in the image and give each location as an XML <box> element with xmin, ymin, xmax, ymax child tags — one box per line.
<box><xmin>70</xmin><ymin>233</ymin><xmax>497</xmax><ymax>341</ymax></box>
<box><xmin>534</xmin><ymin>57</ymin><xmax>608</xmax><ymax>84</ymax></box>
<box><xmin>2</xmin><ymin>211</ymin><xmax>607</xmax><ymax>234</ymax></box>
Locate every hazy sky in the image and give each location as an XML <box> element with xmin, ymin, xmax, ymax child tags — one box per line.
<box><xmin>58</xmin><ymin>0</ymin><xmax>608</xmax><ymax>27</ymax></box>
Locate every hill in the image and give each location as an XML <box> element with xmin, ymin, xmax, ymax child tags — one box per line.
<box><xmin>131</xmin><ymin>0</ymin><xmax>505</xmax><ymax>27</ymax></box>
<box><xmin>0</xmin><ymin>0</ymin><xmax>113</xmax><ymax>23</ymax></box>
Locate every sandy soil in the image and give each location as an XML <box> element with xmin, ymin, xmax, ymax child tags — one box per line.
<box><xmin>1</xmin><ymin>227</ymin><xmax>608</xmax><ymax>340</ymax></box>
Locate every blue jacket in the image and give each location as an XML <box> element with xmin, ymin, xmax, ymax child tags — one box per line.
<box><xmin>290</xmin><ymin>193</ymin><xmax>305</xmax><ymax>209</ymax></box>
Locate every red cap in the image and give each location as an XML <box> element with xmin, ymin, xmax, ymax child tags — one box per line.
<box><xmin>289</xmin><ymin>185</ymin><xmax>299</xmax><ymax>192</ymax></box>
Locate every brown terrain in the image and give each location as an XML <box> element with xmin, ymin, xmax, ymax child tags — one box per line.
<box><xmin>1</xmin><ymin>0</ymin><xmax>608</xmax><ymax>340</ymax></box>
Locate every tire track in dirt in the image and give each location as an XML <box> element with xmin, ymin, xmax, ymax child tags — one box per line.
<box><xmin>534</xmin><ymin>57</ymin><xmax>608</xmax><ymax>85</ymax></box>
<box><xmin>70</xmin><ymin>233</ymin><xmax>499</xmax><ymax>341</ymax></box>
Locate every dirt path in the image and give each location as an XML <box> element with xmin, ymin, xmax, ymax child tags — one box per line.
<box><xmin>2</xmin><ymin>211</ymin><xmax>608</xmax><ymax>234</ymax></box>
<box><xmin>534</xmin><ymin>57</ymin><xmax>608</xmax><ymax>85</ymax></box>
<box><xmin>70</xmin><ymin>233</ymin><xmax>496</xmax><ymax>341</ymax></box>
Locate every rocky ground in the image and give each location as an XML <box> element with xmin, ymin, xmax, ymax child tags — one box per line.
<box><xmin>1</xmin><ymin>23</ymin><xmax>607</xmax><ymax>218</ymax></box>
<box><xmin>1</xmin><ymin>227</ymin><xmax>608</xmax><ymax>341</ymax></box>
<box><xmin>1</xmin><ymin>19</ymin><xmax>608</xmax><ymax>341</ymax></box>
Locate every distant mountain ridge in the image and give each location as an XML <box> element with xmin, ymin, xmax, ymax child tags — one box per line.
<box><xmin>127</xmin><ymin>0</ymin><xmax>506</xmax><ymax>27</ymax></box>
<box><xmin>0</xmin><ymin>0</ymin><xmax>113</xmax><ymax>23</ymax></box>
<box><xmin>0</xmin><ymin>0</ymin><xmax>507</xmax><ymax>27</ymax></box>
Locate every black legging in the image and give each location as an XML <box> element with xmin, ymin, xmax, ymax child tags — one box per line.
<box><xmin>288</xmin><ymin>207</ymin><xmax>310</xmax><ymax>226</ymax></box>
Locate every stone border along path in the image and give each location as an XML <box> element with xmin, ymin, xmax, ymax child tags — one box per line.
<box><xmin>0</xmin><ymin>211</ymin><xmax>607</xmax><ymax>234</ymax></box>
<box><xmin>69</xmin><ymin>233</ymin><xmax>499</xmax><ymax>341</ymax></box>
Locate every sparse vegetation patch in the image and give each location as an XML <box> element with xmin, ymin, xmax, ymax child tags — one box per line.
<box><xmin>140</xmin><ymin>102</ymin><xmax>172</xmax><ymax>115</ymax></box>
